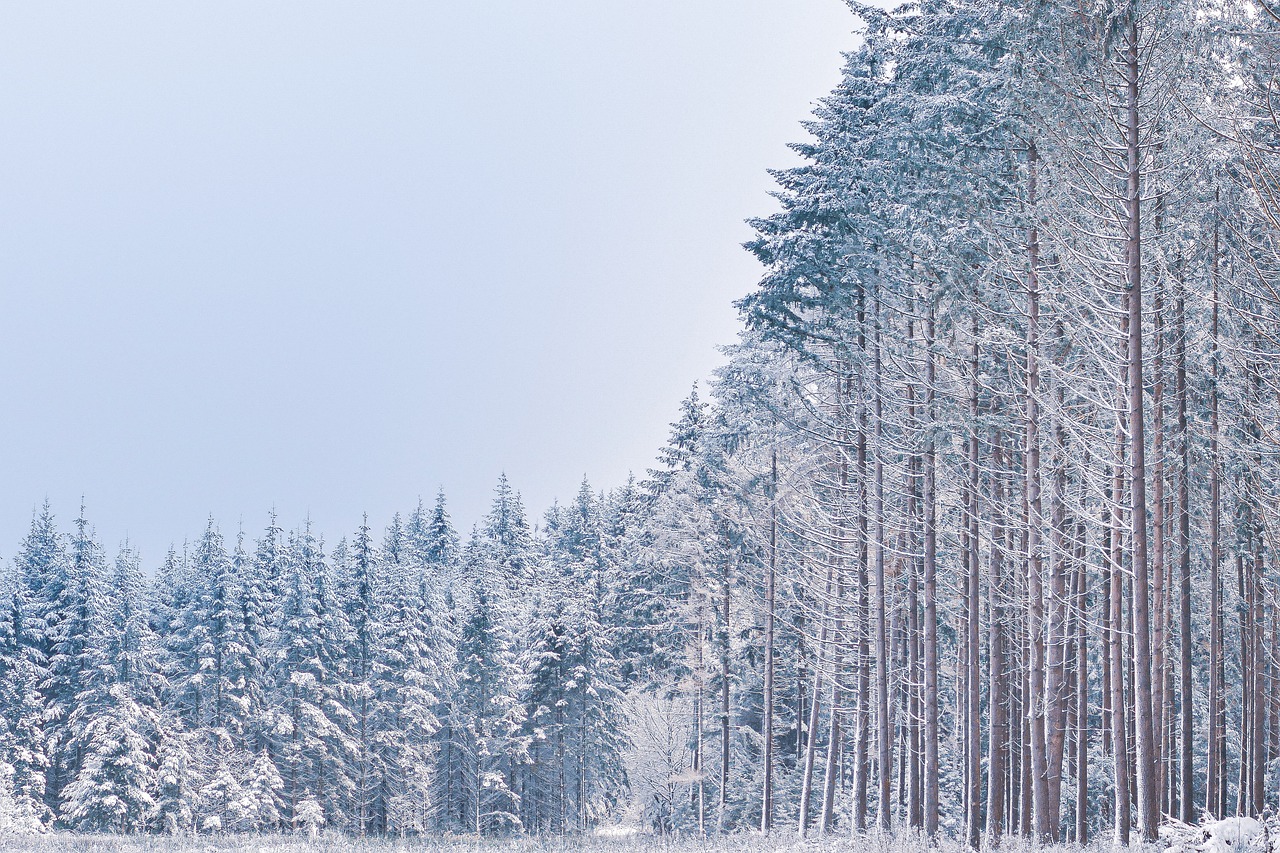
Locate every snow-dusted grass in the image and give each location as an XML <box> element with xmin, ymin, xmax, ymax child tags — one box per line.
<box><xmin>0</xmin><ymin>834</ymin><xmax>1143</xmax><ymax>853</ymax></box>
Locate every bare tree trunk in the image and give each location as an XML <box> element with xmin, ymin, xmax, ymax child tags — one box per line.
<box><xmin>822</xmin><ymin>430</ymin><xmax>848</xmax><ymax>836</ymax></box>
<box><xmin>1270</xmin><ymin>608</ymin><xmax>1279</xmax><ymax>773</ymax></box>
<box><xmin>1152</xmin><ymin>268</ymin><xmax>1168</xmax><ymax>821</ymax></box>
<box><xmin>719</xmin><ymin>551</ymin><xmax>731</xmax><ymax>827</ymax></box>
<box><xmin>799</xmin><ymin>552</ymin><xmax>836</xmax><ymax>836</ymax></box>
<box><xmin>1046</xmin><ymin>324</ymin><xmax>1069</xmax><ymax>837</ymax></box>
<box><xmin>988</xmin><ymin>435</ymin><xmax>1008</xmax><ymax>846</ymax></box>
<box><xmin>905</xmin><ymin>327</ymin><xmax>924</xmax><ymax>832</ymax></box>
<box><xmin>1207</xmin><ymin>205</ymin><xmax>1225</xmax><ymax>819</ymax></box>
<box><xmin>1020</xmin><ymin>466</ymin><xmax>1033</xmax><ymax>839</ymax></box>
<box><xmin>1238</xmin><ymin>551</ymin><xmax>1250</xmax><ymax>817</ymax></box>
<box><xmin>1122</xmin><ymin>15</ymin><xmax>1158</xmax><ymax>841</ymax></box>
<box><xmin>761</xmin><ymin>441</ymin><xmax>778</xmax><ymax>833</ymax></box>
<box><xmin>1176</xmin><ymin>272</ymin><xmax>1195</xmax><ymax>823</ymax></box>
<box><xmin>1075</xmin><ymin>528</ymin><xmax>1089</xmax><ymax>844</ymax></box>
<box><xmin>1024</xmin><ymin>139</ymin><xmax>1052</xmax><ymax>844</ymax></box>
<box><xmin>1252</xmin><ymin>537</ymin><xmax>1266</xmax><ymax>815</ymax></box>
<box><xmin>923</xmin><ymin>302</ymin><xmax>940</xmax><ymax>839</ymax></box>
<box><xmin>853</xmin><ymin>344</ymin><xmax>872</xmax><ymax>831</ymax></box>
<box><xmin>966</xmin><ymin>325</ymin><xmax>982</xmax><ymax>848</ymax></box>
<box><xmin>820</xmin><ymin>674</ymin><xmax>842</xmax><ymax>833</ymax></box>
<box><xmin>1111</xmin><ymin>425</ymin><xmax>1132</xmax><ymax>845</ymax></box>
<box><xmin>909</xmin><ymin>533</ymin><xmax>922</xmax><ymax>830</ymax></box>
<box><xmin>1247</xmin><ymin>354</ymin><xmax>1266</xmax><ymax>816</ymax></box>
<box><xmin>874</xmin><ymin>300</ymin><xmax>893</xmax><ymax>832</ymax></box>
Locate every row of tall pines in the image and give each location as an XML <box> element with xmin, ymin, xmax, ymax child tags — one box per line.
<box><xmin>738</xmin><ymin>0</ymin><xmax>1280</xmax><ymax>848</ymax></box>
<box><xmin>9</xmin><ymin>0</ymin><xmax>1280</xmax><ymax>844</ymax></box>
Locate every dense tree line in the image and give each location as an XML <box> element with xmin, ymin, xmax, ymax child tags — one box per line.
<box><xmin>725</xmin><ymin>0</ymin><xmax>1280</xmax><ymax>845</ymax></box>
<box><xmin>0</xmin><ymin>482</ymin><xmax>635</xmax><ymax>836</ymax></box>
<box><xmin>7</xmin><ymin>0</ymin><xmax>1280</xmax><ymax>844</ymax></box>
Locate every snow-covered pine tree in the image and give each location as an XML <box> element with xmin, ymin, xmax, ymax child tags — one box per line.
<box><xmin>44</xmin><ymin>506</ymin><xmax>114</xmax><ymax>821</ymax></box>
<box><xmin>61</xmin><ymin>542</ymin><xmax>160</xmax><ymax>832</ymax></box>
<box><xmin>343</xmin><ymin>515</ymin><xmax>383</xmax><ymax>834</ymax></box>
<box><xmin>376</xmin><ymin>527</ymin><xmax>445</xmax><ymax>836</ymax></box>
<box><xmin>153</xmin><ymin>719</ymin><xmax>197</xmax><ymax>835</ymax></box>
<box><xmin>233</xmin><ymin>529</ymin><xmax>274</xmax><ymax>759</ymax></box>
<box><xmin>0</xmin><ymin>584</ymin><xmax>50</xmax><ymax>829</ymax></box>
<box><xmin>269</xmin><ymin>524</ymin><xmax>355</xmax><ymax>832</ymax></box>
<box><xmin>450</xmin><ymin>577</ymin><xmax>525</xmax><ymax>835</ymax></box>
<box><xmin>482</xmin><ymin>475</ymin><xmax>535</xmax><ymax>605</ymax></box>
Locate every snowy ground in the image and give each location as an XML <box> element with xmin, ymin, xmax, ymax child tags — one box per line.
<box><xmin>0</xmin><ymin>833</ymin><xmax>1092</xmax><ymax>853</ymax></box>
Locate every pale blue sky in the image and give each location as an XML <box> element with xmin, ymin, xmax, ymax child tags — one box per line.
<box><xmin>0</xmin><ymin>1</ymin><xmax>859</xmax><ymax>561</ymax></box>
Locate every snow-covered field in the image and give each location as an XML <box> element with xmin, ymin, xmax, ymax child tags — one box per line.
<box><xmin>0</xmin><ymin>834</ymin><xmax>1073</xmax><ymax>853</ymax></box>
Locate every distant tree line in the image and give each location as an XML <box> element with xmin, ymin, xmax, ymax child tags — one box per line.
<box><xmin>0</xmin><ymin>478</ymin><xmax>639</xmax><ymax>837</ymax></box>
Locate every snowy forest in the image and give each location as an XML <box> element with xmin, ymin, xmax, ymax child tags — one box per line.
<box><xmin>12</xmin><ymin>0</ymin><xmax>1280</xmax><ymax>847</ymax></box>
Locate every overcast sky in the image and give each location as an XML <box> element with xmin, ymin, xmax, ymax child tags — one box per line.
<box><xmin>0</xmin><ymin>1</ymin><xmax>860</xmax><ymax>564</ymax></box>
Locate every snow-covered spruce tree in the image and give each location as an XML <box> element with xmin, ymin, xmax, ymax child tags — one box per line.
<box><xmin>520</xmin><ymin>480</ymin><xmax>628</xmax><ymax>832</ymax></box>
<box><xmin>0</xmin><ymin>585</ymin><xmax>50</xmax><ymax>830</ymax></box>
<box><xmin>481</xmin><ymin>475</ymin><xmax>536</xmax><ymax>610</ymax></box>
<box><xmin>269</xmin><ymin>524</ymin><xmax>355</xmax><ymax>833</ymax></box>
<box><xmin>44</xmin><ymin>507</ymin><xmax>115</xmax><ymax>824</ymax></box>
<box><xmin>233</xmin><ymin>529</ymin><xmax>274</xmax><ymax>762</ymax></box>
<box><xmin>7</xmin><ymin>504</ymin><xmax>64</xmax><ymax>821</ymax></box>
<box><xmin>0</xmin><ymin>573</ymin><xmax>51</xmax><ymax>828</ymax></box>
<box><xmin>612</xmin><ymin>386</ymin><xmax>708</xmax><ymax>696</ymax></box>
<box><xmin>447</xmin><ymin>575</ymin><xmax>525</xmax><ymax>835</ymax></box>
<box><xmin>375</xmin><ymin>539</ymin><xmax>444</xmax><ymax>836</ymax></box>
<box><xmin>153</xmin><ymin>718</ymin><xmax>197</xmax><ymax>835</ymax></box>
<box><xmin>59</xmin><ymin>535</ymin><xmax>163</xmax><ymax>833</ymax></box>
<box><xmin>418</xmin><ymin>489</ymin><xmax>461</xmax><ymax>580</ymax></box>
<box><xmin>342</xmin><ymin>516</ymin><xmax>383</xmax><ymax>834</ymax></box>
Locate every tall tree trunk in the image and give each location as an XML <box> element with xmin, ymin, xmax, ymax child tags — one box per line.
<box><xmin>923</xmin><ymin>302</ymin><xmax>940</xmax><ymax>838</ymax></box>
<box><xmin>1248</xmin><ymin>354</ymin><xmax>1266</xmax><ymax>816</ymax></box>
<box><xmin>1046</xmin><ymin>324</ymin><xmax>1069</xmax><ymax>835</ymax></box>
<box><xmin>874</xmin><ymin>298</ymin><xmax>893</xmax><ymax>832</ymax></box>
<box><xmin>761</xmin><ymin>442</ymin><xmax>778</xmax><ymax>833</ymax></box>
<box><xmin>719</xmin><ymin>551</ymin><xmax>731</xmax><ymax>827</ymax></box>
<box><xmin>822</xmin><ymin>420</ymin><xmax>848</xmax><ymax>835</ymax></box>
<box><xmin>799</xmin><ymin>554</ymin><xmax>836</xmax><ymax>836</ymax></box>
<box><xmin>1252</xmin><ymin>535</ymin><xmax>1266</xmax><ymax>815</ymax></box>
<box><xmin>1024</xmin><ymin>139</ymin><xmax>1052</xmax><ymax>843</ymax></box>
<box><xmin>1075</xmin><ymin>527</ymin><xmax>1089</xmax><ymax>844</ymax></box>
<box><xmin>1238</xmin><ymin>552</ymin><xmax>1250</xmax><ymax>817</ymax></box>
<box><xmin>1152</xmin><ymin>269</ymin><xmax>1168</xmax><ymax>820</ymax></box>
<box><xmin>966</xmin><ymin>325</ymin><xmax>982</xmax><ymax>848</ymax></box>
<box><xmin>1176</xmin><ymin>272</ymin><xmax>1195</xmax><ymax>823</ymax></box>
<box><xmin>906</xmin><ymin>317</ymin><xmax>924</xmax><ymax>832</ymax></box>
<box><xmin>1020</xmin><ymin>462</ymin><xmax>1033</xmax><ymax>839</ymax></box>
<box><xmin>1207</xmin><ymin>202</ymin><xmax>1225</xmax><ymax>819</ymax></box>
<box><xmin>1111</xmin><ymin>424</ymin><xmax>1132</xmax><ymax>845</ymax></box>
<box><xmin>1122</xmin><ymin>14</ymin><xmax>1159</xmax><ymax>841</ymax></box>
<box><xmin>988</xmin><ymin>435</ymin><xmax>1008</xmax><ymax>845</ymax></box>
<box><xmin>820</xmin><ymin>669</ymin><xmax>842</xmax><ymax>834</ymax></box>
<box><xmin>854</xmin><ymin>344</ymin><xmax>872</xmax><ymax>831</ymax></box>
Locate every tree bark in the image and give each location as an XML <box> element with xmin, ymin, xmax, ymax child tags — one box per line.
<box><xmin>1111</xmin><ymin>425</ymin><xmax>1132</xmax><ymax>845</ymax></box>
<box><xmin>1207</xmin><ymin>203</ymin><xmax>1225</xmax><ymax>820</ymax></box>
<box><xmin>1024</xmin><ymin>139</ymin><xmax>1052</xmax><ymax>843</ymax></box>
<box><xmin>1122</xmin><ymin>14</ymin><xmax>1158</xmax><ymax>841</ymax></box>
<box><xmin>987</xmin><ymin>435</ymin><xmax>1008</xmax><ymax>846</ymax></box>
<box><xmin>966</xmin><ymin>324</ymin><xmax>982</xmax><ymax>848</ymax></box>
<box><xmin>1176</xmin><ymin>271</ymin><xmax>1195</xmax><ymax>824</ymax></box>
<box><xmin>923</xmin><ymin>302</ymin><xmax>940</xmax><ymax>839</ymax></box>
<box><xmin>874</xmin><ymin>297</ymin><xmax>893</xmax><ymax>832</ymax></box>
<box><xmin>761</xmin><ymin>443</ymin><xmax>777</xmax><ymax>833</ymax></box>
